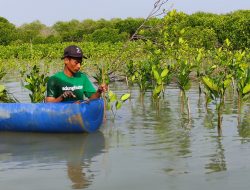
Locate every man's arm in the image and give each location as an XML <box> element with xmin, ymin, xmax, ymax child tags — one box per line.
<box><xmin>88</xmin><ymin>90</ymin><xmax>102</xmax><ymax>100</ymax></box>
<box><xmin>45</xmin><ymin>96</ymin><xmax>64</xmax><ymax>102</ymax></box>
<box><xmin>45</xmin><ymin>91</ymin><xmax>76</xmax><ymax>102</ymax></box>
<box><xmin>88</xmin><ymin>84</ymin><xmax>108</xmax><ymax>100</ymax></box>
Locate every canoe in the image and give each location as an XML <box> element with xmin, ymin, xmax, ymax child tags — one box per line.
<box><xmin>0</xmin><ymin>99</ymin><xmax>104</xmax><ymax>133</ymax></box>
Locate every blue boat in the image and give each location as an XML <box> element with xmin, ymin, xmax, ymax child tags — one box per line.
<box><xmin>0</xmin><ymin>99</ymin><xmax>104</xmax><ymax>133</ymax></box>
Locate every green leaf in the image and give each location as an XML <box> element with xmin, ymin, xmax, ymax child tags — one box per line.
<box><xmin>106</xmin><ymin>102</ymin><xmax>111</xmax><ymax>110</ymax></box>
<box><xmin>183</xmin><ymin>81</ymin><xmax>191</xmax><ymax>91</ymax></box>
<box><xmin>153</xmin><ymin>70</ymin><xmax>160</xmax><ymax>80</ymax></box>
<box><xmin>169</xmin><ymin>10</ymin><xmax>175</xmax><ymax>17</ymax></box>
<box><xmin>108</xmin><ymin>90</ymin><xmax>117</xmax><ymax>102</ymax></box>
<box><xmin>179</xmin><ymin>37</ymin><xmax>184</xmax><ymax>44</ymax></box>
<box><xmin>211</xmin><ymin>65</ymin><xmax>217</xmax><ymax>69</ymax></box>
<box><xmin>180</xmin><ymin>29</ymin><xmax>185</xmax><ymax>34</ymax></box>
<box><xmin>25</xmin><ymin>77</ymin><xmax>32</xmax><ymax>84</ymax></box>
<box><xmin>206</xmin><ymin>96</ymin><xmax>212</xmax><ymax>104</ymax></box>
<box><xmin>115</xmin><ymin>101</ymin><xmax>122</xmax><ymax>110</ymax></box>
<box><xmin>202</xmin><ymin>76</ymin><xmax>219</xmax><ymax>92</ymax></box>
<box><xmin>131</xmin><ymin>75</ymin><xmax>135</xmax><ymax>81</ymax></box>
<box><xmin>243</xmin><ymin>83</ymin><xmax>250</xmax><ymax>95</ymax></box>
<box><xmin>24</xmin><ymin>84</ymin><xmax>32</xmax><ymax>91</ymax></box>
<box><xmin>161</xmin><ymin>68</ymin><xmax>169</xmax><ymax>78</ymax></box>
<box><xmin>223</xmin><ymin>78</ymin><xmax>231</xmax><ymax>88</ymax></box>
<box><xmin>120</xmin><ymin>93</ymin><xmax>130</xmax><ymax>101</ymax></box>
<box><xmin>154</xmin><ymin>85</ymin><xmax>162</xmax><ymax>95</ymax></box>
<box><xmin>154</xmin><ymin>49</ymin><xmax>161</xmax><ymax>55</ymax></box>
<box><xmin>134</xmin><ymin>72</ymin><xmax>139</xmax><ymax>77</ymax></box>
<box><xmin>157</xmin><ymin>78</ymin><xmax>162</xmax><ymax>85</ymax></box>
<box><xmin>139</xmin><ymin>29</ymin><xmax>145</xmax><ymax>35</ymax></box>
<box><xmin>41</xmin><ymin>86</ymin><xmax>46</xmax><ymax>92</ymax></box>
<box><xmin>0</xmin><ymin>85</ymin><xmax>5</xmax><ymax>93</ymax></box>
<box><xmin>225</xmin><ymin>38</ymin><xmax>231</xmax><ymax>47</ymax></box>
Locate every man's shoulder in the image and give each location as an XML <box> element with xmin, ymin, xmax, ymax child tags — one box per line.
<box><xmin>49</xmin><ymin>71</ymin><xmax>64</xmax><ymax>80</ymax></box>
<box><xmin>47</xmin><ymin>72</ymin><xmax>64</xmax><ymax>85</ymax></box>
<box><xmin>51</xmin><ymin>71</ymin><xmax>64</xmax><ymax>77</ymax></box>
<box><xmin>75</xmin><ymin>71</ymin><xmax>89</xmax><ymax>78</ymax></box>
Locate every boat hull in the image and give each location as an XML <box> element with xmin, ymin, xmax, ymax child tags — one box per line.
<box><xmin>0</xmin><ymin>99</ymin><xmax>104</xmax><ymax>133</ymax></box>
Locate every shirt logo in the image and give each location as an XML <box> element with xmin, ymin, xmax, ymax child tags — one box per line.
<box><xmin>62</xmin><ymin>86</ymin><xmax>83</xmax><ymax>91</ymax></box>
<box><xmin>76</xmin><ymin>47</ymin><xmax>81</xmax><ymax>54</ymax></box>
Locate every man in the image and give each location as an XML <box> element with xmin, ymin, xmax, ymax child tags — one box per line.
<box><xmin>46</xmin><ymin>45</ymin><xmax>107</xmax><ymax>102</ymax></box>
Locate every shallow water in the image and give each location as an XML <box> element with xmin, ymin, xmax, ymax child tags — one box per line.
<box><xmin>1</xmin><ymin>80</ymin><xmax>250</xmax><ymax>190</ymax></box>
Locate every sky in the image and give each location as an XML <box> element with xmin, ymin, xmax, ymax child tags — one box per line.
<box><xmin>0</xmin><ymin>0</ymin><xmax>249</xmax><ymax>26</ymax></box>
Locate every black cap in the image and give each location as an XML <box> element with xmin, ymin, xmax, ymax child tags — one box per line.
<box><xmin>62</xmin><ymin>45</ymin><xmax>87</xmax><ymax>59</ymax></box>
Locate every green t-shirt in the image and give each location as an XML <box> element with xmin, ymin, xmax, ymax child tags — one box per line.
<box><xmin>46</xmin><ymin>71</ymin><xmax>96</xmax><ymax>101</ymax></box>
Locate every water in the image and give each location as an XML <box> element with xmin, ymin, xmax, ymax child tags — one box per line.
<box><xmin>1</xmin><ymin>79</ymin><xmax>250</xmax><ymax>190</ymax></box>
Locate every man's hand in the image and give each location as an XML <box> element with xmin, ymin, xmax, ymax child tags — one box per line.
<box><xmin>97</xmin><ymin>84</ymin><xmax>108</xmax><ymax>94</ymax></box>
<box><xmin>89</xmin><ymin>84</ymin><xmax>108</xmax><ymax>100</ymax></box>
<box><xmin>61</xmin><ymin>91</ymin><xmax>76</xmax><ymax>99</ymax></box>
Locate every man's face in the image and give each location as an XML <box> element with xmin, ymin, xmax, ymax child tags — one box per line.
<box><xmin>65</xmin><ymin>57</ymin><xmax>82</xmax><ymax>73</ymax></box>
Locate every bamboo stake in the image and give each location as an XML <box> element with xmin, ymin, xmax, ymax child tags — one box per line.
<box><xmin>102</xmin><ymin>62</ymin><xmax>107</xmax><ymax>121</ymax></box>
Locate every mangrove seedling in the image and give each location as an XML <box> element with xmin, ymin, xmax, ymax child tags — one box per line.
<box><xmin>0</xmin><ymin>69</ymin><xmax>18</xmax><ymax>103</ymax></box>
<box><xmin>24</xmin><ymin>65</ymin><xmax>49</xmax><ymax>103</ymax></box>
<box><xmin>202</xmin><ymin>72</ymin><xmax>232</xmax><ymax>132</ymax></box>
<box><xmin>151</xmin><ymin>64</ymin><xmax>171</xmax><ymax>99</ymax></box>
<box><xmin>126</xmin><ymin>59</ymin><xmax>152</xmax><ymax>94</ymax></box>
<box><xmin>105</xmin><ymin>90</ymin><xmax>130</xmax><ymax>119</ymax></box>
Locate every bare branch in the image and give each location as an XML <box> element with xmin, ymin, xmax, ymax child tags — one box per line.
<box><xmin>109</xmin><ymin>0</ymin><xmax>169</xmax><ymax>74</ymax></box>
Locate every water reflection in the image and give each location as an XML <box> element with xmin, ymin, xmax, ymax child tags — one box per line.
<box><xmin>127</xmin><ymin>87</ymin><xmax>192</xmax><ymax>175</ymax></box>
<box><xmin>205</xmin><ymin>137</ymin><xmax>227</xmax><ymax>173</ymax></box>
<box><xmin>238</xmin><ymin>106</ymin><xmax>250</xmax><ymax>140</ymax></box>
<box><xmin>204</xmin><ymin>107</ymin><xmax>216</xmax><ymax>129</ymax></box>
<box><xmin>0</xmin><ymin>132</ymin><xmax>105</xmax><ymax>189</ymax></box>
